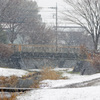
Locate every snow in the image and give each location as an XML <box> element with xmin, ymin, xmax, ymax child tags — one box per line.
<box><xmin>28</xmin><ymin>68</ymin><xmax>72</xmax><ymax>72</ymax></box>
<box><xmin>17</xmin><ymin>68</ymin><xmax>100</xmax><ymax>100</ymax></box>
<box><xmin>17</xmin><ymin>86</ymin><xmax>100</xmax><ymax>100</ymax></box>
<box><xmin>0</xmin><ymin>67</ymin><xmax>100</xmax><ymax>100</ymax></box>
<box><xmin>0</xmin><ymin>67</ymin><xmax>29</xmax><ymax>77</ymax></box>
<box><xmin>40</xmin><ymin>73</ymin><xmax>100</xmax><ymax>88</ymax></box>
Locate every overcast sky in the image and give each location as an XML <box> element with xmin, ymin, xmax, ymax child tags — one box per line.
<box><xmin>33</xmin><ymin>0</ymin><xmax>65</xmax><ymax>25</ymax></box>
<box><xmin>35</xmin><ymin>0</ymin><xmax>64</xmax><ymax>7</ymax></box>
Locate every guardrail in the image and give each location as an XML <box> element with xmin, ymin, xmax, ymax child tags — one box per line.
<box><xmin>8</xmin><ymin>44</ymin><xmax>80</xmax><ymax>54</ymax></box>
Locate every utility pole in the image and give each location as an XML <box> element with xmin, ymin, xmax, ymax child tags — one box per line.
<box><xmin>48</xmin><ymin>3</ymin><xmax>58</xmax><ymax>52</ymax></box>
<box><xmin>55</xmin><ymin>3</ymin><xmax>58</xmax><ymax>52</ymax></box>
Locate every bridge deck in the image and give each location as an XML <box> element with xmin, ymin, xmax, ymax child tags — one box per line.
<box><xmin>8</xmin><ymin>44</ymin><xmax>80</xmax><ymax>54</ymax></box>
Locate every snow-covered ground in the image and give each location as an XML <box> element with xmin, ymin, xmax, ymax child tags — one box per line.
<box><xmin>40</xmin><ymin>72</ymin><xmax>100</xmax><ymax>88</ymax></box>
<box><xmin>0</xmin><ymin>67</ymin><xmax>100</xmax><ymax>100</ymax></box>
<box><xmin>17</xmin><ymin>68</ymin><xmax>100</xmax><ymax>100</ymax></box>
<box><xmin>0</xmin><ymin>67</ymin><xmax>29</xmax><ymax>77</ymax></box>
<box><xmin>17</xmin><ymin>86</ymin><xmax>100</xmax><ymax>100</ymax></box>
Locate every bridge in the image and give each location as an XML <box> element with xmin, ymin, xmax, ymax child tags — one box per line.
<box><xmin>8</xmin><ymin>44</ymin><xmax>81</xmax><ymax>59</ymax></box>
<box><xmin>5</xmin><ymin>44</ymin><xmax>87</xmax><ymax>69</ymax></box>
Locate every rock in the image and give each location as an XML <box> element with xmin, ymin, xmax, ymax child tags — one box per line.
<box><xmin>16</xmin><ymin>78</ymin><xmax>34</xmax><ymax>88</ymax></box>
<box><xmin>73</xmin><ymin>61</ymin><xmax>84</xmax><ymax>72</ymax></box>
<box><xmin>81</xmin><ymin>61</ymin><xmax>99</xmax><ymax>75</ymax></box>
<box><xmin>73</xmin><ymin>61</ymin><xmax>99</xmax><ymax>75</ymax></box>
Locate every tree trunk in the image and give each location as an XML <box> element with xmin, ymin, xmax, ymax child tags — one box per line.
<box><xmin>94</xmin><ymin>42</ymin><xmax>98</xmax><ymax>51</ymax></box>
<box><xmin>91</xmin><ymin>32</ymin><xmax>99</xmax><ymax>52</ymax></box>
<box><xmin>10</xmin><ymin>39</ymin><xmax>14</xmax><ymax>44</ymax></box>
<box><xmin>93</xmin><ymin>39</ymin><xmax>99</xmax><ymax>52</ymax></box>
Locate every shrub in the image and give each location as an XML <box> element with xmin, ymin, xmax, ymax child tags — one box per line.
<box><xmin>30</xmin><ymin>67</ymin><xmax>62</xmax><ymax>88</ymax></box>
<box><xmin>22</xmin><ymin>67</ymin><xmax>67</xmax><ymax>88</ymax></box>
<box><xmin>30</xmin><ymin>80</ymin><xmax>40</xmax><ymax>88</ymax></box>
<box><xmin>82</xmin><ymin>50</ymin><xmax>100</xmax><ymax>71</ymax></box>
<box><xmin>0</xmin><ymin>44</ymin><xmax>13</xmax><ymax>58</ymax></box>
<box><xmin>79</xmin><ymin>45</ymin><xmax>87</xmax><ymax>58</ymax></box>
<box><xmin>0</xmin><ymin>75</ymin><xmax>18</xmax><ymax>87</ymax></box>
<box><xmin>21</xmin><ymin>72</ymin><xmax>41</xmax><ymax>88</ymax></box>
<box><xmin>90</xmin><ymin>53</ymin><xmax>100</xmax><ymax>71</ymax></box>
<box><xmin>0</xmin><ymin>91</ymin><xmax>17</xmax><ymax>100</ymax></box>
<box><xmin>41</xmin><ymin>67</ymin><xmax>61</xmax><ymax>80</ymax></box>
<box><xmin>22</xmin><ymin>72</ymin><xmax>36</xmax><ymax>79</ymax></box>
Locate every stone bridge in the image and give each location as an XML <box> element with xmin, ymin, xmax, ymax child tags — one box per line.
<box><xmin>7</xmin><ymin>44</ymin><xmax>83</xmax><ymax>69</ymax></box>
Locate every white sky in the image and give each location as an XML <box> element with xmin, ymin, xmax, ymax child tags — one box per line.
<box><xmin>35</xmin><ymin>0</ymin><xmax>64</xmax><ymax>7</ymax></box>
<box><xmin>33</xmin><ymin>0</ymin><xmax>77</xmax><ymax>26</ymax></box>
<box><xmin>34</xmin><ymin>0</ymin><xmax>65</xmax><ymax>25</ymax></box>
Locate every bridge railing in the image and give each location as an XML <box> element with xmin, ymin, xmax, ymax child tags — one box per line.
<box><xmin>8</xmin><ymin>44</ymin><xmax>80</xmax><ymax>54</ymax></box>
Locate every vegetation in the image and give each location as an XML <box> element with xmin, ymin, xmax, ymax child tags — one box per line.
<box><xmin>0</xmin><ymin>67</ymin><xmax>68</xmax><ymax>89</ymax></box>
<box><xmin>41</xmin><ymin>67</ymin><xmax>61</xmax><ymax>80</ymax></box>
<box><xmin>63</xmin><ymin>0</ymin><xmax>100</xmax><ymax>51</ymax></box>
<box><xmin>0</xmin><ymin>26</ymin><xmax>7</xmax><ymax>44</ymax></box>
<box><xmin>0</xmin><ymin>44</ymin><xmax>13</xmax><ymax>58</ymax></box>
<box><xmin>0</xmin><ymin>0</ymin><xmax>55</xmax><ymax>44</ymax></box>
<box><xmin>0</xmin><ymin>75</ymin><xmax>18</xmax><ymax>87</ymax></box>
<box><xmin>89</xmin><ymin>53</ymin><xmax>100</xmax><ymax>71</ymax></box>
<box><xmin>0</xmin><ymin>92</ymin><xmax>17</xmax><ymax>100</ymax></box>
<box><xmin>30</xmin><ymin>67</ymin><xmax>68</xmax><ymax>88</ymax></box>
<box><xmin>80</xmin><ymin>45</ymin><xmax>100</xmax><ymax>71</ymax></box>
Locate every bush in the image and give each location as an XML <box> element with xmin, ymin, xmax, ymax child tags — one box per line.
<box><xmin>30</xmin><ymin>80</ymin><xmax>40</xmax><ymax>88</ymax></box>
<box><xmin>79</xmin><ymin>45</ymin><xmax>87</xmax><ymax>58</ymax></box>
<box><xmin>41</xmin><ymin>67</ymin><xmax>61</xmax><ymax>80</ymax></box>
<box><xmin>0</xmin><ymin>44</ymin><xmax>13</xmax><ymax>58</ymax></box>
<box><xmin>90</xmin><ymin>53</ymin><xmax>100</xmax><ymax>71</ymax></box>
<box><xmin>79</xmin><ymin>45</ymin><xmax>92</xmax><ymax>59</ymax></box>
<box><xmin>82</xmin><ymin>50</ymin><xmax>100</xmax><ymax>71</ymax></box>
<box><xmin>79</xmin><ymin>45</ymin><xmax>100</xmax><ymax>72</ymax></box>
<box><xmin>0</xmin><ymin>91</ymin><xmax>17</xmax><ymax>100</ymax></box>
<box><xmin>30</xmin><ymin>67</ymin><xmax>63</xmax><ymax>88</ymax></box>
<box><xmin>0</xmin><ymin>75</ymin><xmax>18</xmax><ymax>87</ymax></box>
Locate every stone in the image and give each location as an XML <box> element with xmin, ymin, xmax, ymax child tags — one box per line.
<box><xmin>16</xmin><ymin>78</ymin><xmax>34</xmax><ymax>88</ymax></box>
<box><xmin>73</xmin><ymin>61</ymin><xmax>84</xmax><ymax>72</ymax></box>
<box><xmin>73</xmin><ymin>61</ymin><xmax>99</xmax><ymax>75</ymax></box>
<box><xmin>81</xmin><ymin>61</ymin><xmax>99</xmax><ymax>75</ymax></box>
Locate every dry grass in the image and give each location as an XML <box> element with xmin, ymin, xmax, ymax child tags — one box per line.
<box><xmin>22</xmin><ymin>72</ymin><xmax>41</xmax><ymax>88</ymax></box>
<box><xmin>0</xmin><ymin>91</ymin><xmax>17</xmax><ymax>100</ymax></box>
<box><xmin>30</xmin><ymin>67</ymin><xmax>67</xmax><ymax>88</ymax></box>
<box><xmin>22</xmin><ymin>67</ymin><xmax>62</xmax><ymax>88</ymax></box>
<box><xmin>0</xmin><ymin>68</ymin><xmax>67</xmax><ymax>89</ymax></box>
<box><xmin>30</xmin><ymin>80</ymin><xmax>40</xmax><ymax>88</ymax></box>
<box><xmin>22</xmin><ymin>72</ymin><xmax>36</xmax><ymax>79</ymax></box>
<box><xmin>0</xmin><ymin>75</ymin><xmax>18</xmax><ymax>87</ymax></box>
<box><xmin>41</xmin><ymin>67</ymin><xmax>61</xmax><ymax>80</ymax></box>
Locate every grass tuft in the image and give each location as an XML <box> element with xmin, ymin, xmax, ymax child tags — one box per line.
<box><xmin>0</xmin><ymin>75</ymin><xmax>18</xmax><ymax>87</ymax></box>
<box><xmin>41</xmin><ymin>67</ymin><xmax>61</xmax><ymax>80</ymax></box>
<box><xmin>0</xmin><ymin>91</ymin><xmax>17</xmax><ymax>100</ymax></box>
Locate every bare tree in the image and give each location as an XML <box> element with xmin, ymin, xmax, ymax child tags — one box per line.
<box><xmin>20</xmin><ymin>22</ymin><xmax>55</xmax><ymax>44</ymax></box>
<box><xmin>0</xmin><ymin>0</ymin><xmax>40</xmax><ymax>44</ymax></box>
<box><xmin>0</xmin><ymin>0</ymin><xmax>21</xmax><ymax>43</ymax></box>
<box><xmin>29</xmin><ymin>24</ymin><xmax>55</xmax><ymax>44</ymax></box>
<box><xmin>63</xmin><ymin>0</ymin><xmax>100</xmax><ymax>51</ymax></box>
<box><xmin>0</xmin><ymin>25</ymin><xmax>7</xmax><ymax>43</ymax></box>
<box><xmin>0</xmin><ymin>0</ymin><xmax>55</xmax><ymax>45</ymax></box>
